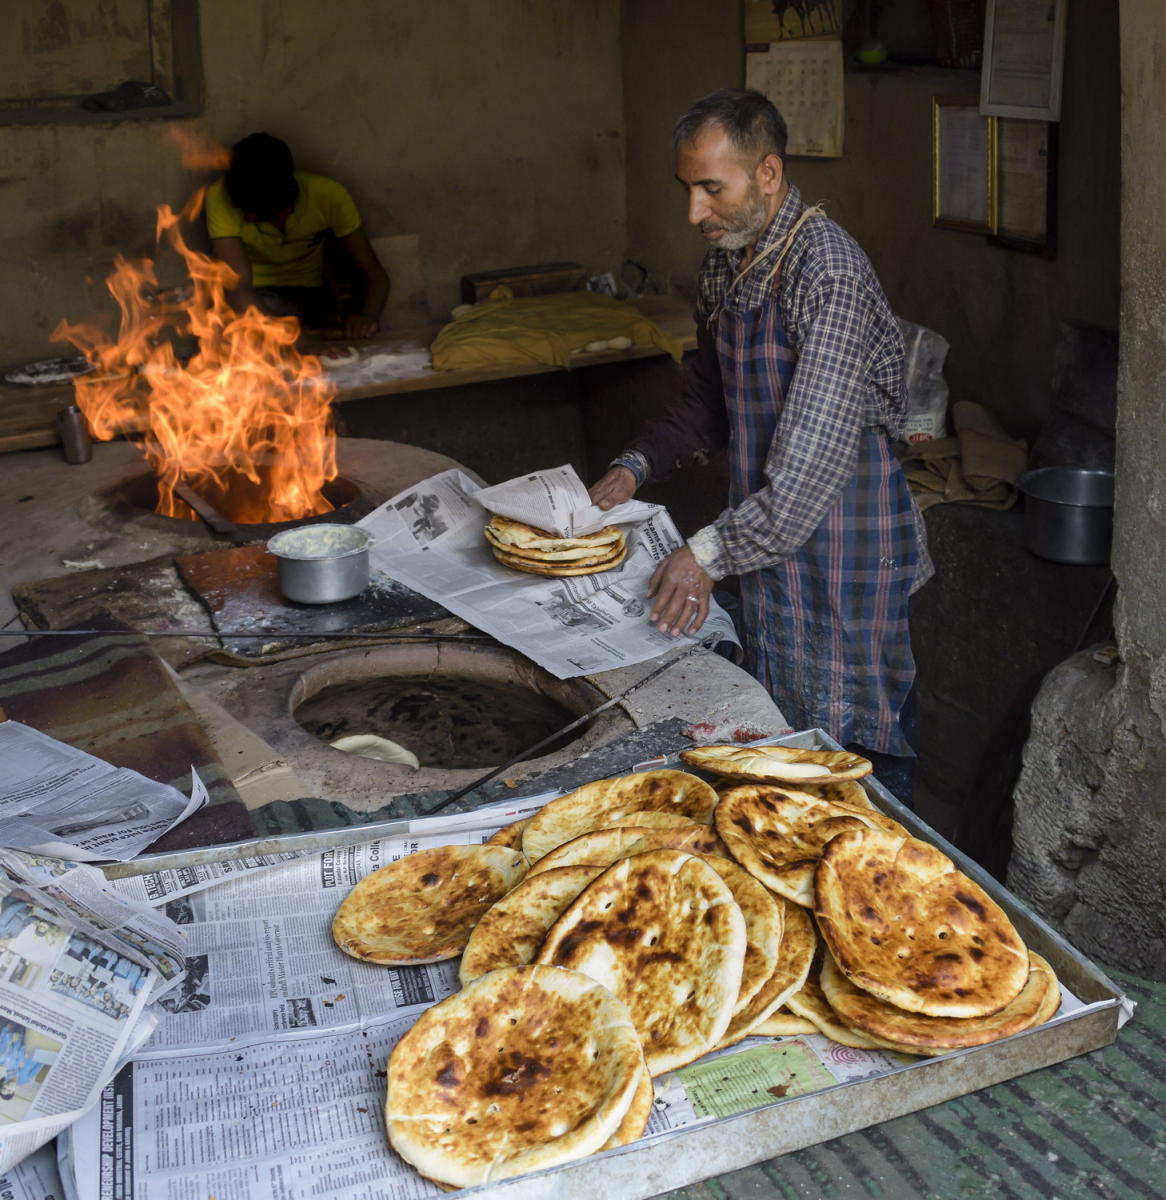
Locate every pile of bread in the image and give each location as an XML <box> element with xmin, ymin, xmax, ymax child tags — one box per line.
<box><xmin>484</xmin><ymin>513</ymin><xmax>627</xmax><ymax>576</ymax></box>
<box><xmin>331</xmin><ymin>744</ymin><xmax>1059</xmax><ymax>1190</ymax></box>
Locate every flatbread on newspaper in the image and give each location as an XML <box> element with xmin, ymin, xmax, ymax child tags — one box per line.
<box><xmin>485</xmin><ymin>525</ymin><xmax>626</xmax><ymax>563</ymax></box>
<box><xmin>600</xmin><ymin>1067</ymin><xmax>654</xmax><ymax>1150</ymax></box>
<box><xmin>490</xmin><ymin>542</ymin><xmax>628</xmax><ymax>576</ymax></box>
<box><xmin>795</xmin><ymin>778</ymin><xmax>880</xmax><ymax>812</ymax></box>
<box><xmin>485</xmin><ymin>514</ymin><xmax>623</xmax><ymax>553</ymax></box>
<box><xmin>526</xmin><ymin>824</ymin><xmax>725</xmax><ymax>878</ymax></box>
<box><xmin>681</xmin><ymin>744</ymin><xmax>872</xmax><ymax>783</ymax></box>
<box><xmin>820</xmin><ymin>950</ymin><xmax>1060</xmax><ymax>1055</ymax></box>
<box><xmin>522</xmin><ymin>770</ymin><xmax>718</xmax><ymax>862</ymax></box>
<box><xmin>537</xmin><ymin>850</ymin><xmax>746</xmax><ymax>1075</ymax></box>
<box><xmin>332</xmin><ymin>844</ymin><xmax>527</xmax><ymax>965</ymax></box>
<box><xmin>751</xmin><ymin>1011</ymin><xmax>819</xmax><ymax>1037</ymax></box>
<box><xmin>458</xmin><ymin>865</ymin><xmax>602</xmax><ymax>986</ymax></box>
<box><xmin>485</xmin><ymin>818</ymin><xmax>531</xmax><ymax>849</ymax></box>
<box><xmin>715</xmin><ymin>895</ymin><xmax>816</xmax><ymax>1049</ymax></box>
<box><xmin>785</xmin><ymin>949</ymin><xmax>889</xmax><ymax>1050</ymax></box>
<box><xmin>814</xmin><ymin>827</ymin><xmax>1030</xmax><ymax>1018</ymax></box>
<box><xmin>714</xmin><ymin>786</ymin><xmax>905</xmax><ymax>906</ymax></box>
<box><xmin>387</xmin><ymin>965</ymin><xmax>645</xmax><ymax>1188</ymax></box>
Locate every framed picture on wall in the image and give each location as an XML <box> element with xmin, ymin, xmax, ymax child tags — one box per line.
<box><xmin>989</xmin><ymin>118</ymin><xmax>1058</xmax><ymax>256</ymax></box>
<box><xmin>981</xmin><ymin>0</ymin><xmax>1067</xmax><ymax>121</ymax></box>
<box><xmin>932</xmin><ymin>97</ymin><xmax>996</xmax><ymax>234</ymax></box>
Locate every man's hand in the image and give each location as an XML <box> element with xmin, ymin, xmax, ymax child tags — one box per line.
<box><xmin>648</xmin><ymin>546</ymin><xmax>713</xmax><ymax>637</ymax></box>
<box><xmin>344</xmin><ymin>313</ymin><xmax>379</xmax><ymax>339</ymax></box>
<box><xmin>588</xmin><ymin>466</ymin><xmax>636</xmax><ymax>511</ymax></box>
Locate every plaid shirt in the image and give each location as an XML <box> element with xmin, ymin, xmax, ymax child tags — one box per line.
<box><xmin>679</xmin><ymin>184</ymin><xmax>913</xmax><ymax>581</ymax></box>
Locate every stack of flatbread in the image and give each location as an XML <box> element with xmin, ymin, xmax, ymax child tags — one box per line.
<box><xmin>332</xmin><ymin>756</ymin><xmax>1059</xmax><ymax>1189</ymax></box>
<box><xmin>485</xmin><ymin>514</ymin><xmax>627</xmax><ymax>576</ymax></box>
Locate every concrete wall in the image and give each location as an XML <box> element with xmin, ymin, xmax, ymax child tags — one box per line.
<box><xmin>1007</xmin><ymin>0</ymin><xmax>1166</xmax><ymax>979</ymax></box>
<box><xmin>622</xmin><ymin>0</ymin><xmax>1119</xmax><ymax>442</ymax></box>
<box><xmin>0</xmin><ymin>0</ymin><xmax>627</xmax><ymax>363</ymax></box>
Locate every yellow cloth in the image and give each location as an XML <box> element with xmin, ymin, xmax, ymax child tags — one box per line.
<box><xmin>429</xmin><ymin>291</ymin><xmax>683</xmax><ymax>371</ymax></box>
<box><xmin>205</xmin><ymin>172</ymin><xmax>362</xmax><ymax>288</ymax></box>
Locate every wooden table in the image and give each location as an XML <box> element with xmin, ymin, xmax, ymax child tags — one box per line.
<box><xmin>0</xmin><ymin>295</ymin><xmax>696</xmax><ymax>455</ymax></box>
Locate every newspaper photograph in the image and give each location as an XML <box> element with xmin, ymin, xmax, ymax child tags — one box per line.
<box><xmin>0</xmin><ymin>723</ymin><xmax>206</xmax><ymax>864</ymax></box>
<box><xmin>0</xmin><ymin>854</ymin><xmax>185</xmax><ymax>1175</ymax></box>
<box><xmin>358</xmin><ymin>468</ymin><xmax>738</xmax><ymax>679</ymax></box>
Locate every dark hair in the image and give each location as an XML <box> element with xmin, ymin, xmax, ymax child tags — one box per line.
<box><xmin>674</xmin><ymin>88</ymin><xmax>788</xmax><ymax>162</ymax></box>
<box><xmin>224</xmin><ymin>132</ymin><xmax>297</xmax><ymax>218</ymax></box>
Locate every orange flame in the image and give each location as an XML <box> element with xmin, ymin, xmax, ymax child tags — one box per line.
<box><xmin>52</xmin><ymin>188</ymin><xmax>337</xmax><ymax>525</ymax></box>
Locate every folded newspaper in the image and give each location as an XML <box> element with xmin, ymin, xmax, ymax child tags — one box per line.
<box><xmin>0</xmin><ymin>786</ymin><xmax>1099</xmax><ymax>1199</ymax></box>
<box><xmin>358</xmin><ymin>467</ymin><xmax>738</xmax><ymax>678</ymax></box>
<box><xmin>0</xmin><ymin>721</ymin><xmax>207</xmax><ymax>863</ymax></box>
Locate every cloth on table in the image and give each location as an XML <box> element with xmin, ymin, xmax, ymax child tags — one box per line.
<box><xmin>0</xmin><ymin>628</ymin><xmax>254</xmax><ymax>852</ymax></box>
<box><xmin>429</xmin><ymin>290</ymin><xmax>683</xmax><ymax>371</ymax></box>
<box><xmin>900</xmin><ymin>400</ymin><xmax>1028</xmax><ymax>510</ymax></box>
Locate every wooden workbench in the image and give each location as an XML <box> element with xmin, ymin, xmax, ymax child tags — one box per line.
<box><xmin>0</xmin><ymin>295</ymin><xmax>696</xmax><ymax>455</ymax></box>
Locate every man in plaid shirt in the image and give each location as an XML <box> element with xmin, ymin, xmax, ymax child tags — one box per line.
<box><xmin>591</xmin><ymin>89</ymin><xmax>932</xmax><ymax>800</ymax></box>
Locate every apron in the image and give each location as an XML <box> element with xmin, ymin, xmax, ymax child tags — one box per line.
<box><xmin>714</xmin><ymin>240</ymin><xmax>919</xmax><ymax>757</ymax></box>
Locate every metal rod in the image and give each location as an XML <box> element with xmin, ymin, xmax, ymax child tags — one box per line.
<box><xmin>423</xmin><ymin>638</ymin><xmax>714</xmax><ymax>815</ymax></box>
<box><xmin>0</xmin><ymin>628</ymin><xmax>491</xmax><ymax>642</ymax></box>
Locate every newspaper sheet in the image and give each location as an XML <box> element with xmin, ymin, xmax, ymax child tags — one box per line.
<box><xmin>0</xmin><ymin>723</ymin><xmax>206</xmax><ymax>864</ymax></box>
<box><xmin>473</xmin><ymin>462</ymin><xmax>658</xmax><ymax>538</ymax></box>
<box><xmin>357</xmin><ymin>468</ymin><xmax>739</xmax><ymax>679</ymax></box>
<box><xmin>0</xmin><ymin>853</ymin><xmax>185</xmax><ymax>1175</ymax></box>
<box><xmin>58</xmin><ymin>798</ymin><xmax>1105</xmax><ymax>1200</ymax></box>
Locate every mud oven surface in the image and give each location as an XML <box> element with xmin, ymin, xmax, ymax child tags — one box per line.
<box><xmin>0</xmin><ymin>437</ymin><xmax>787</xmax><ymax>839</ymax></box>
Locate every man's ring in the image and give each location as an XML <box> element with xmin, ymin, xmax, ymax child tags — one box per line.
<box><xmin>686</xmin><ymin>594</ymin><xmax>700</xmax><ymax>603</ymax></box>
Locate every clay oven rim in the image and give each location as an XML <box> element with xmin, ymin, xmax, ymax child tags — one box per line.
<box><xmin>287</xmin><ymin>641</ymin><xmax>630</xmax><ymax>787</ymax></box>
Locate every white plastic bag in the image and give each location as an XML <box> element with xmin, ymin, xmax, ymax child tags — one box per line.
<box><xmin>897</xmin><ymin>317</ymin><xmax>950</xmax><ymax>444</ymax></box>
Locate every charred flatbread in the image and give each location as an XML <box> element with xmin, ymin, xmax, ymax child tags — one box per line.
<box><xmin>785</xmin><ymin>948</ymin><xmax>888</xmax><ymax>1050</ymax></box>
<box><xmin>751</xmin><ymin>1010</ymin><xmax>819</xmax><ymax>1037</ymax></box>
<box><xmin>599</xmin><ymin>1067</ymin><xmax>654</xmax><ymax>1150</ymax></box>
<box><xmin>819</xmin><ymin>950</ymin><xmax>1060</xmax><ymax>1056</ymax></box>
<box><xmin>458</xmin><ymin>865</ymin><xmax>602</xmax><ymax>986</ymax></box>
<box><xmin>715</xmin><ymin>896</ymin><xmax>816</xmax><ymax>1048</ymax></box>
<box><xmin>526</xmin><ymin>824</ymin><xmax>725</xmax><ymax>878</ymax></box>
<box><xmin>387</xmin><ymin>964</ymin><xmax>645</xmax><ymax>1188</ymax></box>
<box><xmin>332</xmin><ymin>844</ymin><xmax>527</xmax><ymax>965</ymax></box>
<box><xmin>522</xmin><ymin>770</ymin><xmax>718</xmax><ymax>862</ymax></box>
<box><xmin>485</xmin><ymin>818</ymin><xmax>531</xmax><ymax>849</ymax></box>
<box><xmin>796</xmin><ymin>778</ymin><xmax>880</xmax><ymax>812</ymax></box>
<box><xmin>537</xmin><ymin>850</ymin><xmax>746</xmax><ymax>1075</ymax></box>
<box><xmin>485</xmin><ymin>514</ymin><xmax>623</xmax><ymax>553</ymax></box>
<box><xmin>682</xmin><ymin>744</ymin><xmax>872</xmax><ymax>783</ymax></box>
<box><xmin>714</xmin><ymin>785</ymin><xmax>905</xmax><ymax>906</ymax></box>
<box><xmin>814</xmin><ymin>828</ymin><xmax>1030</xmax><ymax>1018</ymax></box>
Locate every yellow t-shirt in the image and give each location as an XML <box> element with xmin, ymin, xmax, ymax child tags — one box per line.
<box><xmin>205</xmin><ymin>171</ymin><xmax>362</xmax><ymax>288</ymax></box>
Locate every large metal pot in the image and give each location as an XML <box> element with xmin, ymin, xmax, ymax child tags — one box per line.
<box><xmin>1016</xmin><ymin>467</ymin><xmax>1115</xmax><ymax>565</ymax></box>
<box><xmin>267</xmin><ymin>524</ymin><xmax>372</xmax><ymax>604</ymax></box>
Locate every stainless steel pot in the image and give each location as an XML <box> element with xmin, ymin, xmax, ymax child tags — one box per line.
<box><xmin>267</xmin><ymin>524</ymin><xmax>372</xmax><ymax>604</ymax></box>
<box><xmin>1016</xmin><ymin>467</ymin><xmax>1115</xmax><ymax>566</ymax></box>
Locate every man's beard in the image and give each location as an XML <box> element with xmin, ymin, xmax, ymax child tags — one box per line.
<box><xmin>700</xmin><ymin>185</ymin><xmax>770</xmax><ymax>249</ymax></box>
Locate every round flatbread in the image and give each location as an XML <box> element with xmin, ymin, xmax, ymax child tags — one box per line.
<box><xmin>387</xmin><ymin>965</ymin><xmax>646</xmax><ymax>1188</ymax></box>
<box><xmin>596</xmin><ymin>810</ymin><xmax>703</xmax><ymax>834</ymax></box>
<box><xmin>523</xmin><ymin>770</ymin><xmax>718</xmax><ymax>862</ymax></box>
<box><xmin>485</xmin><ymin>818</ymin><xmax>531</xmax><ymax>849</ymax></box>
<box><xmin>795</xmin><ymin>778</ymin><xmax>881</xmax><ymax>812</ymax></box>
<box><xmin>491</xmin><ymin>542</ymin><xmax>628</xmax><ymax>576</ymax></box>
<box><xmin>319</xmin><ymin>345</ymin><xmax>360</xmax><ymax>369</ymax></box>
<box><xmin>526</xmin><ymin>824</ymin><xmax>725</xmax><ymax>878</ymax></box>
<box><xmin>698</xmin><ymin>855</ymin><xmax>784</xmax><ymax>1016</ymax></box>
<box><xmin>458</xmin><ymin>865</ymin><xmax>603</xmax><ymax>986</ymax></box>
<box><xmin>599</xmin><ymin>1067</ymin><xmax>654</xmax><ymax>1150</ymax></box>
<box><xmin>332</xmin><ymin>844</ymin><xmax>527</xmax><ymax>965</ymax></box>
<box><xmin>814</xmin><ymin>828</ymin><xmax>1031</xmax><ymax>1018</ymax></box>
<box><xmin>682</xmin><ymin>744</ymin><xmax>873</xmax><ymax>783</ymax></box>
<box><xmin>715</xmin><ymin>896</ymin><xmax>816</xmax><ymax>1048</ymax></box>
<box><xmin>785</xmin><ymin>949</ymin><xmax>888</xmax><ymax>1050</ymax></box>
<box><xmin>485</xmin><ymin>525</ymin><xmax>626</xmax><ymax>563</ymax></box>
<box><xmin>751</xmin><ymin>1011</ymin><xmax>819</xmax><ymax>1037</ymax></box>
<box><xmin>537</xmin><ymin>850</ymin><xmax>746</xmax><ymax>1075</ymax></box>
<box><xmin>715</xmin><ymin>786</ymin><xmax>906</xmax><ymax>907</ymax></box>
<box><xmin>485</xmin><ymin>514</ymin><xmax>622</xmax><ymax>553</ymax></box>
<box><xmin>820</xmin><ymin>950</ymin><xmax>1060</xmax><ymax>1055</ymax></box>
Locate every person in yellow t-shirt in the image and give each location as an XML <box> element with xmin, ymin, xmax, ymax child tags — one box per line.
<box><xmin>205</xmin><ymin>132</ymin><xmax>389</xmax><ymax>338</ymax></box>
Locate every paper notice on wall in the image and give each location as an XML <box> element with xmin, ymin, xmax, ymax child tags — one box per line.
<box><xmin>746</xmin><ymin>39</ymin><xmax>844</xmax><ymax>158</ymax></box>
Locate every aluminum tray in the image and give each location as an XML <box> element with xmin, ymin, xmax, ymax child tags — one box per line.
<box><xmin>101</xmin><ymin>729</ymin><xmax>1128</xmax><ymax>1199</ymax></box>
